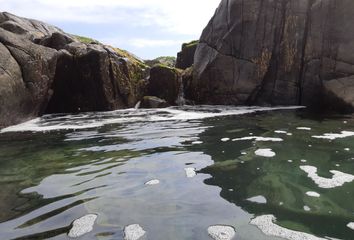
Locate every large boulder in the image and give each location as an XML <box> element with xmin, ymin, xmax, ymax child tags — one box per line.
<box><xmin>0</xmin><ymin>27</ymin><xmax>58</xmax><ymax>127</ymax></box>
<box><xmin>176</xmin><ymin>40</ymin><xmax>198</xmax><ymax>70</ymax></box>
<box><xmin>192</xmin><ymin>0</ymin><xmax>354</xmax><ymax>112</ymax></box>
<box><xmin>0</xmin><ymin>12</ymin><xmax>148</xmax><ymax>128</ymax></box>
<box><xmin>147</xmin><ymin>65</ymin><xmax>181</xmax><ymax>105</ymax></box>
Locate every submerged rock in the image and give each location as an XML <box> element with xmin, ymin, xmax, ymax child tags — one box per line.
<box><xmin>68</xmin><ymin>214</ymin><xmax>97</xmax><ymax>238</ymax></box>
<box><xmin>207</xmin><ymin>225</ymin><xmax>236</xmax><ymax>240</ymax></box>
<box><xmin>124</xmin><ymin>224</ymin><xmax>146</xmax><ymax>240</ymax></box>
<box><xmin>191</xmin><ymin>0</ymin><xmax>354</xmax><ymax>112</ymax></box>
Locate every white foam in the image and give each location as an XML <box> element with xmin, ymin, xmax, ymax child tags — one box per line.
<box><xmin>300</xmin><ymin>165</ymin><xmax>354</xmax><ymax>188</ymax></box>
<box><xmin>312</xmin><ymin>131</ymin><xmax>354</xmax><ymax>140</ymax></box>
<box><xmin>0</xmin><ymin>106</ymin><xmax>304</xmax><ymax>133</ymax></box>
<box><xmin>232</xmin><ymin>136</ymin><xmax>283</xmax><ymax>142</ymax></box>
<box><xmin>184</xmin><ymin>167</ymin><xmax>196</xmax><ymax>178</ymax></box>
<box><xmin>275</xmin><ymin>130</ymin><xmax>287</xmax><ymax>134</ymax></box>
<box><xmin>221</xmin><ymin>138</ymin><xmax>230</xmax><ymax>142</ymax></box>
<box><xmin>145</xmin><ymin>179</ymin><xmax>160</xmax><ymax>185</ymax></box>
<box><xmin>124</xmin><ymin>224</ymin><xmax>146</xmax><ymax>240</ymax></box>
<box><xmin>288</xmin><ymin>160</ymin><xmax>293</xmax><ymax>163</ymax></box>
<box><xmin>344</xmin><ymin>148</ymin><xmax>350</xmax><ymax>151</ymax></box>
<box><xmin>287</xmin><ymin>133</ymin><xmax>293</xmax><ymax>136</ymax></box>
<box><xmin>297</xmin><ymin>127</ymin><xmax>312</xmax><ymax>131</ymax></box>
<box><xmin>207</xmin><ymin>225</ymin><xmax>236</xmax><ymax>240</ymax></box>
<box><xmin>306</xmin><ymin>191</ymin><xmax>320</xmax><ymax>197</ymax></box>
<box><xmin>347</xmin><ymin>222</ymin><xmax>354</xmax><ymax>230</ymax></box>
<box><xmin>192</xmin><ymin>141</ymin><xmax>203</xmax><ymax>145</ymax></box>
<box><xmin>68</xmin><ymin>214</ymin><xmax>97</xmax><ymax>238</ymax></box>
<box><xmin>255</xmin><ymin>149</ymin><xmax>276</xmax><ymax>157</ymax></box>
<box><xmin>250</xmin><ymin>215</ymin><xmax>326</xmax><ymax>240</ymax></box>
<box><xmin>301</xmin><ymin>159</ymin><xmax>307</xmax><ymax>163</ymax></box>
<box><xmin>304</xmin><ymin>206</ymin><xmax>311</xmax><ymax>211</ymax></box>
<box><xmin>247</xmin><ymin>195</ymin><xmax>267</xmax><ymax>204</ymax></box>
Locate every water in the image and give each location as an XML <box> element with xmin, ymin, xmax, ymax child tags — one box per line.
<box><xmin>0</xmin><ymin>106</ymin><xmax>354</xmax><ymax>240</ymax></box>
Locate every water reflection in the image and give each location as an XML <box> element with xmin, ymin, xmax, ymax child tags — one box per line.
<box><xmin>0</xmin><ymin>107</ymin><xmax>353</xmax><ymax>240</ymax></box>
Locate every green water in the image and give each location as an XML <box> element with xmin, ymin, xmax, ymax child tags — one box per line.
<box><xmin>0</xmin><ymin>107</ymin><xmax>353</xmax><ymax>240</ymax></box>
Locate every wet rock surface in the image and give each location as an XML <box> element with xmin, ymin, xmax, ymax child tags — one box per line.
<box><xmin>0</xmin><ymin>12</ymin><xmax>148</xmax><ymax>128</ymax></box>
<box><xmin>191</xmin><ymin>0</ymin><xmax>354</xmax><ymax>112</ymax></box>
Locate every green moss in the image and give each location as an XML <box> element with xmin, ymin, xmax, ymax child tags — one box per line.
<box><xmin>112</xmin><ymin>47</ymin><xmax>148</xmax><ymax>70</ymax></box>
<box><xmin>73</xmin><ymin>35</ymin><xmax>100</xmax><ymax>44</ymax></box>
<box><xmin>145</xmin><ymin>56</ymin><xmax>176</xmax><ymax>68</ymax></box>
<box><xmin>182</xmin><ymin>40</ymin><xmax>198</xmax><ymax>50</ymax></box>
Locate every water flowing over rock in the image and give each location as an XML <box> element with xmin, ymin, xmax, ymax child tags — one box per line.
<box><xmin>191</xmin><ymin>0</ymin><xmax>354</xmax><ymax>112</ymax></box>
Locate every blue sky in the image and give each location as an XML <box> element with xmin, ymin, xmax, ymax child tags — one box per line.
<box><xmin>0</xmin><ymin>0</ymin><xmax>220</xmax><ymax>59</ymax></box>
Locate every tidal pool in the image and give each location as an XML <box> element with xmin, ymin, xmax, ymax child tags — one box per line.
<box><xmin>0</xmin><ymin>106</ymin><xmax>353</xmax><ymax>240</ymax></box>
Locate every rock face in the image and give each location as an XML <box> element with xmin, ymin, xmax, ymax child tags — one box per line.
<box><xmin>176</xmin><ymin>40</ymin><xmax>198</xmax><ymax>70</ymax></box>
<box><xmin>147</xmin><ymin>65</ymin><xmax>181</xmax><ymax>105</ymax></box>
<box><xmin>192</xmin><ymin>0</ymin><xmax>354</xmax><ymax>112</ymax></box>
<box><xmin>0</xmin><ymin>12</ymin><xmax>148</xmax><ymax>128</ymax></box>
<box><xmin>140</xmin><ymin>96</ymin><xmax>169</xmax><ymax>108</ymax></box>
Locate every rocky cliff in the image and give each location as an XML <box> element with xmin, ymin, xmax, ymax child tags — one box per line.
<box><xmin>0</xmin><ymin>12</ymin><xmax>148</xmax><ymax>128</ymax></box>
<box><xmin>191</xmin><ymin>0</ymin><xmax>354</xmax><ymax>112</ymax></box>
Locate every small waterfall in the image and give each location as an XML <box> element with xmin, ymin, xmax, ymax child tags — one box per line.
<box><xmin>176</xmin><ymin>76</ymin><xmax>186</xmax><ymax>106</ymax></box>
<box><xmin>134</xmin><ymin>101</ymin><xmax>141</xmax><ymax>109</ymax></box>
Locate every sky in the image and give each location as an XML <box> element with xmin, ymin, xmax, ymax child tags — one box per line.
<box><xmin>0</xmin><ymin>0</ymin><xmax>221</xmax><ymax>59</ymax></box>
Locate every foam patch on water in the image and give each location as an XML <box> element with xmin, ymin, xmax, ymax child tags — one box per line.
<box><xmin>207</xmin><ymin>225</ymin><xmax>236</xmax><ymax>240</ymax></box>
<box><xmin>184</xmin><ymin>167</ymin><xmax>196</xmax><ymax>178</ymax></box>
<box><xmin>221</xmin><ymin>138</ymin><xmax>230</xmax><ymax>142</ymax></box>
<box><xmin>247</xmin><ymin>195</ymin><xmax>267</xmax><ymax>204</ymax></box>
<box><xmin>145</xmin><ymin>179</ymin><xmax>160</xmax><ymax>185</ymax></box>
<box><xmin>232</xmin><ymin>137</ymin><xmax>283</xmax><ymax>142</ymax></box>
<box><xmin>347</xmin><ymin>222</ymin><xmax>354</xmax><ymax>230</ymax></box>
<box><xmin>255</xmin><ymin>149</ymin><xmax>276</xmax><ymax>157</ymax></box>
<box><xmin>306</xmin><ymin>191</ymin><xmax>320</xmax><ymax>197</ymax></box>
<box><xmin>275</xmin><ymin>130</ymin><xmax>288</xmax><ymax>134</ymax></box>
<box><xmin>297</xmin><ymin>127</ymin><xmax>312</xmax><ymax>131</ymax></box>
<box><xmin>312</xmin><ymin>131</ymin><xmax>354</xmax><ymax>140</ymax></box>
<box><xmin>250</xmin><ymin>215</ymin><xmax>326</xmax><ymax>240</ymax></box>
<box><xmin>192</xmin><ymin>141</ymin><xmax>203</xmax><ymax>145</ymax></box>
<box><xmin>124</xmin><ymin>224</ymin><xmax>146</xmax><ymax>240</ymax></box>
<box><xmin>0</xmin><ymin>106</ymin><xmax>304</xmax><ymax>133</ymax></box>
<box><xmin>304</xmin><ymin>206</ymin><xmax>311</xmax><ymax>211</ymax></box>
<box><xmin>300</xmin><ymin>165</ymin><xmax>354</xmax><ymax>188</ymax></box>
<box><xmin>68</xmin><ymin>214</ymin><xmax>97</xmax><ymax>238</ymax></box>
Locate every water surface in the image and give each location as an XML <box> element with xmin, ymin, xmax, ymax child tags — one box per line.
<box><xmin>0</xmin><ymin>106</ymin><xmax>353</xmax><ymax>240</ymax></box>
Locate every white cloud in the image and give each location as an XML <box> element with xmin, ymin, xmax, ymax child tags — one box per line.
<box><xmin>0</xmin><ymin>0</ymin><xmax>221</xmax><ymax>36</ymax></box>
<box><xmin>130</xmin><ymin>39</ymin><xmax>182</xmax><ymax>48</ymax></box>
